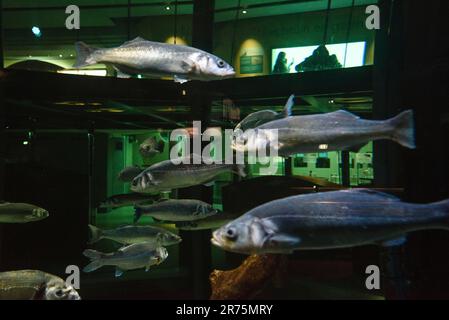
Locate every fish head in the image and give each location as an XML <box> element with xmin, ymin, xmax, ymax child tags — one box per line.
<box><xmin>194</xmin><ymin>203</ymin><xmax>219</xmax><ymax>218</ymax></box>
<box><xmin>155</xmin><ymin>247</ymin><xmax>169</xmax><ymax>265</ymax></box>
<box><xmin>211</xmin><ymin>217</ymin><xmax>270</xmax><ymax>254</ymax></box>
<box><xmin>26</xmin><ymin>207</ymin><xmax>49</xmax><ymax>222</ymax></box>
<box><xmin>139</xmin><ymin>138</ymin><xmax>158</xmax><ymax>157</ymax></box>
<box><xmin>131</xmin><ymin>172</ymin><xmax>158</xmax><ymax>193</ymax></box>
<box><xmin>45</xmin><ymin>280</ymin><xmax>81</xmax><ymax>300</ymax></box>
<box><xmin>159</xmin><ymin>232</ymin><xmax>182</xmax><ymax>246</ymax></box>
<box><xmin>194</xmin><ymin>53</ymin><xmax>235</xmax><ymax>80</ymax></box>
<box><xmin>232</xmin><ymin>128</ymin><xmax>275</xmax><ymax>154</ymax></box>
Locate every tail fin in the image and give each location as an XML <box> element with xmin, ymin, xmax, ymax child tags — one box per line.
<box><xmin>73</xmin><ymin>42</ymin><xmax>99</xmax><ymax>68</ymax></box>
<box><xmin>433</xmin><ymin>199</ymin><xmax>449</xmax><ymax>229</ymax></box>
<box><xmin>87</xmin><ymin>224</ymin><xmax>103</xmax><ymax>244</ymax></box>
<box><xmin>134</xmin><ymin>206</ymin><xmax>143</xmax><ymax>224</ymax></box>
<box><xmin>283</xmin><ymin>94</ymin><xmax>295</xmax><ymax>117</ymax></box>
<box><xmin>389</xmin><ymin>110</ymin><xmax>416</xmax><ymax>149</ymax></box>
<box><xmin>233</xmin><ymin>164</ymin><xmax>247</xmax><ymax>178</ymax></box>
<box><xmin>82</xmin><ymin>249</ymin><xmax>104</xmax><ymax>273</ymax></box>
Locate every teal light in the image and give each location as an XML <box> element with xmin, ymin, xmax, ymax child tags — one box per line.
<box><xmin>32</xmin><ymin>26</ymin><xmax>42</xmax><ymax>38</ymax></box>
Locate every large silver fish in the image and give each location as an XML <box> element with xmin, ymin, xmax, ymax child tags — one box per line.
<box><xmin>233</xmin><ymin>98</ymin><xmax>415</xmax><ymax>156</ymax></box>
<box><xmin>139</xmin><ymin>134</ymin><xmax>166</xmax><ymax>158</ymax></box>
<box><xmin>88</xmin><ymin>224</ymin><xmax>181</xmax><ymax>246</ymax></box>
<box><xmin>130</xmin><ymin>155</ymin><xmax>246</xmax><ymax>194</ymax></box>
<box><xmin>118</xmin><ymin>166</ymin><xmax>144</xmax><ymax>182</ymax></box>
<box><xmin>74</xmin><ymin>37</ymin><xmax>235</xmax><ymax>83</ymax></box>
<box><xmin>83</xmin><ymin>243</ymin><xmax>168</xmax><ymax>277</ymax></box>
<box><xmin>98</xmin><ymin>193</ymin><xmax>159</xmax><ymax>209</ymax></box>
<box><xmin>134</xmin><ymin>199</ymin><xmax>218</xmax><ymax>223</ymax></box>
<box><xmin>211</xmin><ymin>189</ymin><xmax>449</xmax><ymax>254</ymax></box>
<box><xmin>0</xmin><ymin>202</ymin><xmax>49</xmax><ymax>223</ymax></box>
<box><xmin>0</xmin><ymin>270</ymin><xmax>80</xmax><ymax>300</ymax></box>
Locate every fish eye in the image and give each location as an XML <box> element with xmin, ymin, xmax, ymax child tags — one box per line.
<box><xmin>132</xmin><ymin>180</ymin><xmax>138</xmax><ymax>186</ymax></box>
<box><xmin>217</xmin><ymin>60</ymin><xmax>225</xmax><ymax>68</ymax></box>
<box><xmin>55</xmin><ymin>289</ymin><xmax>65</xmax><ymax>297</ymax></box>
<box><xmin>225</xmin><ymin>227</ymin><xmax>238</xmax><ymax>240</ymax></box>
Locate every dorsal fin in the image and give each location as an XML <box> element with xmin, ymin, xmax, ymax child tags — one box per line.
<box><xmin>344</xmin><ymin>189</ymin><xmax>401</xmax><ymax>201</ymax></box>
<box><xmin>283</xmin><ymin>94</ymin><xmax>295</xmax><ymax>117</ymax></box>
<box><xmin>329</xmin><ymin>110</ymin><xmax>360</xmax><ymax>120</ymax></box>
<box><xmin>120</xmin><ymin>37</ymin><xmax>146</xmax><ymax>47</ymax></box>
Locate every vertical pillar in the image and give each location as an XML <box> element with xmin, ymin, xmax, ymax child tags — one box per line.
<box><xmin>341</xmin><ymin>151</ymin><xmax>350</xmax><ymax>187</ymax></box>
<box><xmin>372</xmin><ymin>0</ymin><xmax>408</xmax><ymax>299</ymax></box>
<box><xmin>87</xmin><ymin>128</ymin><xmax>95</xmax><ymax>225</ymax></box>
<box><xmin>0</xmin><ymin>0</ymin><xmax>5</xmax><ymax>268</ymax></box>
<box><xmin>178</xmin><ymin>0</ymin><xmax>215</xmax><ymax>299</ymax></box>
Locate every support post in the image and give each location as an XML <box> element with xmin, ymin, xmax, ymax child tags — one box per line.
<box><xmin>178</xmin><ymin>0</ymin><xmax>215</xmax><ymax>299</ymax></box>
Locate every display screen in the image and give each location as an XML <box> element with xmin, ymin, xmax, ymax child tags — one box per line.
<box><xmin>272</xmin><ymin>42</ymin><xmax>366</xmax><ymax>73</ymax></box>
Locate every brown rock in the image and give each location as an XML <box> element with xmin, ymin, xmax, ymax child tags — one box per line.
<box><xmin>210</xmin><ymin>254</ymin><xmax>284</xmax><ymax>300</ymax></box>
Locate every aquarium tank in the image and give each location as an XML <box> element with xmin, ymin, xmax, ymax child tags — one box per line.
<box><xmin>0</xmin><ymin>0</ymin><xmax>448</xmax><ymax>303</ymax></box>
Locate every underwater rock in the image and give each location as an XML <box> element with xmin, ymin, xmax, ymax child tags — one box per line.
<box><xmin>210</xmin><ymin>254</ymin><xmax>284</xmax><ymax>300</ymax></box>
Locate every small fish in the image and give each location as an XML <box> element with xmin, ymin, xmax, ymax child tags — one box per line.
<box><xmin>74</xmin><ymin>37</ymin><xmax>235</xmax><ymax>83</ymax></box>
<box><xmin>234</xmin><ymin>95</ymin><xmax>295</xmax><ymax>132</ymax></box>
<box><xmin>233</xmin><ymin>96</ymin><xmax>415</xmax><ymax>156</ymax></box>
<box><xmin>98</xmin><ymin>193</ymin><xmax>159</xmax><ymax>209</ymax></box>
<box><xmin>88</xmin><ymin>224</ymin><xmax>181</xmax><ymax>246</ymax></box>
<box><xmin>212</xmin><ymin>189</ymin><xmax>449</xmax><ymax>254</ymax></box>
<box><xmin>134</xmin><ymin>199</ymin><xmax>218</xmax><ymax>223</ymax></box>
<box><xmin>0</xmin><ymin>270</ymin><xmax>80</xmax><ymax>300</ymax></box>
<box><xmin>176</xmin><ymin>212</ymin><xmax>238</xmax><ymax>231</ymax></box>
<box><xmin>0</xmin><ymin>202</ymin><xmax>49</xmax><ymax>224</ymax></box>
<box><xmin>118</xmin><ymin>166</ymin><xmax>144</xmax><ymax>182</ymax></box>
<box><xmin>139</xmin><ymin>134</ymin><xmax>167</xmax><ymax>158</ymax></box>
<box><xmin>131</xmin><ymin>154</ymin><xmax>246</xmax><ymax>194</ymax></box>
<box><xmin>83</xmin><ymin>243</ymin><xmax>168</xmax><ymax>277</ymax></box>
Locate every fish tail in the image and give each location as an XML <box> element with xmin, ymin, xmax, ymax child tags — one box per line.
<box><xmin>87</xmin><ymin>224</ymin><xmax>103</xmax><ymax>244</ymax></box>
<box><xmin>73</xmin><ymin>42</ymin><xmax>99</xmax><ymax>68</ymax></box>
<box><xmin>389</xmin><ymin>110</ymin><xmax>416</xmax><ymax>149</ymax></box>
<box><xmin>134</xmin><ymin>206</ymin><xmax>143</xmax><ymax>224</ymax></box>
<box><xmin>82</xmin><ymin>249</ymin><xmax>105</xmax><ymax>273</ymax></box>
<box><xmin>433</xmin><ymin>199</ymin><xmax>449</xmax><ymax>229</ymax></box>
<box><xmin>233</xmin><ymin>164</ymin><xmax>247</xmax><ymax>178</ymax></box>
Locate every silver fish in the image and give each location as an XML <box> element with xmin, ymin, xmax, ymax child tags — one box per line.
<box><xmin>88</xmin><ymin>224</ymin><xmax>181</xmax><ymax>246</ymax></box>
<box><xmin>83</xmin><ymin>243</ymin><xmax>168</xmax><ymax>277</ymax></box>
<box><xmin>118</xmin><ymin>166</ymin><xmax>144</xmax><ymax>182</ymax></box>
<box><xmin>0</xmin><ymin>270</ymin><xmax>80</xmax><ymax>300</ymax></box>
<box><xmin>234</xmin><ymin>95</ymin><xmax>295</xmax><ymax>132</ymax></box>
<box><xmin>139</xmin><ymin>134</ymin><xmax>166</xmax><ymax>158</ymax></box>
<box><xmin>233</xmin><ymin>99</ymin><xmax>415</xmax><ymax>156</ymax></box>
<box><xmin>212</xmin><ymin>189</ymin><xmax>449</xmax><ymax>254</ymax></box>
<box><xmin>176</xmin><ymin>212</ymin><xmax>237</xmax><ymax>231</ymax></box>
<box><xmin>98</xmin><ymin>193</ymin><xmax>159</xmax><ymax>209</ymax></box>
<box><xmin>134</xmin><ymin>199</ymin><xmax>218</xmax><ymax>223</ymax></box>
<box><xmin>74</xmin><ymin>37</ymin><xmax>235</xmax><ymax>83</ymax></box>
<box><xmin>130</xmin><ymin>155</ymin><xmax>246</xmax><ymax>194</ymax></box>
<box><xmin>0</xmin><ymin>202</ymin><xmax>49</xmax><ymax>224</ymax></box>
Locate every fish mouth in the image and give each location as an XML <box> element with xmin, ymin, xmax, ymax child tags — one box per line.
<box><xmin>211</xmin><ymin>237</ymin><xmax>221</xmax><ymax>248</ymax></box>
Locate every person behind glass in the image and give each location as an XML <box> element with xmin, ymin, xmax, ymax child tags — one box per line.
<box><xmin>272</xmin><ymin>51</ymin><xmax>293</xmax><ymax>74</ymax></box>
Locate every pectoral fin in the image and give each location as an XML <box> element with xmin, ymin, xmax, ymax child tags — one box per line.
<box><xmin>266</xmin><ymin>234</ymin><xmax>301</xmax><ymax>250</ymax></box>
<box><xmin>115</xmin><ymin>268</ymin><xmax>124</xmax><ymax>278</ymax></box>
<box><xmin>180</xmin><ymin>59</ymin><xmax>197</xmax><ymax>73</ymax></box>
<box><xmin>378</xmin><ymin>236</ymin><xmax>407</xmax><ymax>247</ymax></box>
<box><xmin>174</xmin><ymin>75</ymin><xmax>189</xmax><ymax>84</ymax></box>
